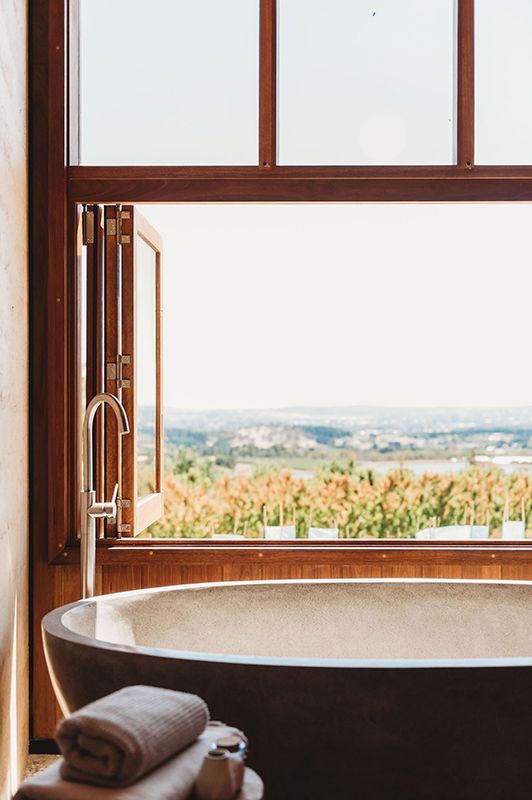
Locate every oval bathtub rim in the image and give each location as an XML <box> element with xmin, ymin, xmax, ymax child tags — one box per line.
<box><xmin>41</xmin><ymin>577</ymin><xmax>532</xmax><ymax>671</ymax></box>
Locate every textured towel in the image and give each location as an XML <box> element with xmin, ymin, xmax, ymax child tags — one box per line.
<box><xmin>16</xmin><ymin>727</ymin><xmax>263</xmax><ymax>800</ymax></box>
<box><xmin>55</xmin><ymin>686</ymin><xmax>209</xmax><ymax>787</ymax></box>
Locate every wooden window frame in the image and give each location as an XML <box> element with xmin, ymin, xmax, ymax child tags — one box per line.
<box><xmin>122</xmin><ymin>208</ymin><xmax>164</xmax><ymax>535</ymax></box>
<box><xmin>30</xmin><ymin>0</ymin><xmax>532</xmax><ymax>568</ymax></box>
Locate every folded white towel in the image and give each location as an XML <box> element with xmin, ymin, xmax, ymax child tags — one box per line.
<box><xmin>17</xmin><ymin>725</ymin><xmax>266</xmax><ymax>800</ymax></box>
<box><xmin>56</xmin><ymin>686</ymin><xmax>209</xmax><ymax>787</ymax></box>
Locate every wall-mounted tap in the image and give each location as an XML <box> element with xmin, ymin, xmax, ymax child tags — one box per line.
<box><xmin>80</xmin><ymin>393</ymin><xmax>129</xmax><ymax>599</ymax></box>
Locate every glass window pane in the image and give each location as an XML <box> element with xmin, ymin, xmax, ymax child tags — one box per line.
<box><xmin>79</xmin><ymin>0</ymin><xmax>259</xmax><ymax>165</ymax></box>
<box><xmin>137</xmin><ymin>236</ymin><xmax>157</xmax><ymax>497</ymax></box>
<box><xmin>475</xmin><ymin>0</ymin><xmax>532</xmax><ymax>165</ymax></box>
<box><xmin>278</xmin><ymin>0</ymin><xmax>456</xmax><ymax>165</ymax></box>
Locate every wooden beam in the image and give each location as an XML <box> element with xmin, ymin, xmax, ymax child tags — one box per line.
<box><xmin>68</xmin><ymin>174</ymin><xmax>532</xmax><ymax>204</ymax></box>
<box><xmin>30</xmin><ymin>0</ymin><xmax>70</xmax><ymax>740</ymax></box>
<box><xmin>457</xmin><ymin>0</ymin><xmax>475</xmax><ymax>167</ymax></box>
<box><xmin>259</xmin><ymin>0</ymin><xmax>277</xmax><ymax>169</ymax></box>
<box><xmin>69</xmin><ymin>164</ymin><xmax>532</xmax><ymax>180</ymax></box>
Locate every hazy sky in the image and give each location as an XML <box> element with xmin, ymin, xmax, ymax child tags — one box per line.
<box><xmin>278</xmin><ymin>0</ymin><xmax>454</xmax><ymax>165</ymax></box>
<box><xmin>138</xmin><ymin>203</ymin><xmax>532</xmax><ymax>410</ymax></box>
<box><xmin>79</xmin><ymin>2</ymin><xmax>532</xmax><ymax>410</ymax></box>
<box><xmin>80</xmin><ymin>0</ymin><xmax>259</xmax><ymax>165</ymax></box>
<box><xmin>476</xmin><ymin>0</ymin><xmax>532</xmax><ymax>164</ymax></box>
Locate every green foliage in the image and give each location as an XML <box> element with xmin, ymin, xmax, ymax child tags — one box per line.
<box><xmin>171</xmin><ymin>448</ymin><xmax>215</xmax><ymax>484</ymax></box>
<box><xmin>141</xmin><ymin>452</ymin><xmax>532</xmax><ymax>540</ymax></box>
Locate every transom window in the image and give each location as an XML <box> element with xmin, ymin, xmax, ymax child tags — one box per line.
<box><xmin>76</xmin><ymin>0</ymin><xmax>532</xmax><ymax>168</ymax></box>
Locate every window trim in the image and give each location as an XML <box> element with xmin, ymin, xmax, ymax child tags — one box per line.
<box><xmin>121</xmin><ymin>207</ymin><xmax>164</xmax><ymax>534</ymax></box>
<box><xmin>52</xmin><ymin>538</ymin><xmax>532</xmax><ymax>568</ymax></box>
<box><xmin>31</xmin><ymin>0</ymin><xmax>532</xmax><ymax>566</ymax></box>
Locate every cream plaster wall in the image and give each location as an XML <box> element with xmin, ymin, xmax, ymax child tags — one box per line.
<box><xmin>0</xmin><ymin>0</ymin><xmax>29</xmax><ymax>796</ymax></box>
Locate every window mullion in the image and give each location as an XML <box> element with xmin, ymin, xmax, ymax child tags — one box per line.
<box><xmin>457</xmin><ymin>0</ymin><xmax>475</xmax><ymax>168</ymax></box>
<box><xmin>259</xmin><ymin>0</ymin><xmax>277</xmax><ymax>169</ymax></box>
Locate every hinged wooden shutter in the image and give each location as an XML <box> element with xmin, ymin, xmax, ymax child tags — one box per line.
<box><xmin>80</xmin><ymin>204</ymin><xmax>164</xmax><ymax>537</ymax></box>
<box><xmin>120</xmin><ymin>208</ymin><xmax>164</xmax><ymax>535</ymax></box>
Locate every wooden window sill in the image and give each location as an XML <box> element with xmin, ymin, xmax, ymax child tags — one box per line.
<box><xmin>52</xmin><ymin>539</ymin><xmax>532</xmax><ymax>567</ymax></box>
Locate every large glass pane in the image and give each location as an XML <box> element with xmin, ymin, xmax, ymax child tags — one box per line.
<box><xmin>475</xmin><ymin>0</ymin><xmax>532</xmax><ymax>164</ymax></box>
<box><xmin>79</xmin><ymin>0</ymin><xmax>259</xmax><ymax>165</ymax></box>
<box><xmin>136</xmin><ymin>236</ymin><xmax>157</xmax><ymax>497</ymax></box>
<box><xmin>278</xmin><ymin>0</ymin><xmax>456</xmax><ymax>165</ymax></box>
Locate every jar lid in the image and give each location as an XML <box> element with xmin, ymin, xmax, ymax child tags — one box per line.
<box><xmin>216</xmin><ymin>734</ymin><xmax>245</xmax><ymax>752</ymax></box>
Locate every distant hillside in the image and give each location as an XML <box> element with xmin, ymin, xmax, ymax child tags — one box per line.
<box><xmin>143</xmin><ymin>405</ymin><xmax>532</xmax><ymax>461</ymax></box>
<box><xmin>161</xmin><ymin>404</ymin><xmax>532</xmax><ymax>433</ymax></box>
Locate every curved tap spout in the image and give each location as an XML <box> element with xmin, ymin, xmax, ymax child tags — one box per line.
<box><xmin>80</xmin><ymin>393</ymin><xmax>130</xmax><ymax>598</ymax></box>
<box><xmin>82</xmin><ymin>393</ymin><xmax>129</xmax><ymax>493</ymax></box>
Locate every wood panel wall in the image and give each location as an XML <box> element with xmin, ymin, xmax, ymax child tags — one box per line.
<box><xmin>33</xmin><ymin>558</ymin><xmax>532</xmax><ymax>739</ymax></box>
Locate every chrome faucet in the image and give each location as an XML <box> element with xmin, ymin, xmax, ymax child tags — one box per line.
<box><xmin>80</xmin><ymin>393</ymin><xmax>130</xmax><ymax>599</ymax></box>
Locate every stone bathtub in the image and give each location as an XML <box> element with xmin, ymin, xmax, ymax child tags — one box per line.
<box><xmin>42</xmin><ymin>579</ymin><xmax>532</xmax><ymax>799</ymax></box>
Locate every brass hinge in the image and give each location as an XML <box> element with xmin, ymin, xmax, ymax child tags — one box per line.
<box><xmin>107</xmin><ymin>354</ymin><xmax>131</xmax><ymax>388</ymax></box>
<box><xmin>82</xmin><ymin>209</ymin><xmax>95</xmax><ymax>245</ymax></box>
<box><xmin>118</xmin><ymin>524</ymin><xmax>131</xmax><ymax>534</ymax></box>
<box><xmin>106</xmin><ymin>210</ymin><xmax>131</xmax><ymax>244</ymax></box>
<box><xmin>105</xmin><ymin>218</ymin><xmax>117</xmax><ymax>236</ymax></box>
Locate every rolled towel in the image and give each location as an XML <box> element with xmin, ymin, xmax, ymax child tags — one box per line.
<box><xmin>16</xmin><ymin>725</ymin><xmax>263</xmax><ymax>800</ymax></box>
<box><xmin>56</xmin><ymin>685</ymin><xmax>209</xmax><ymax>787</ymax></box>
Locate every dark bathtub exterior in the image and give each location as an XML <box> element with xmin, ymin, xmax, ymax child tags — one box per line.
<box><xmin>42</xmin><ymin>580</ymin><xmax>532</xmax><ymax>800</ymax></box>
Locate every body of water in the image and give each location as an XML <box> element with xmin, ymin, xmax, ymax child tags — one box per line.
<box><xmin>361</xmin><ymin>459</ymin><xmax>469</xmax><ymax>476</ymax></box>
<box><xmin>361</xmin><ymin>459</ymin><xmax>532</xmax><ymax>476</ymax></box>
<box><xmin>235</xmin><ymin>458</ymin><xmax>532</xmax><ymax>480</ymax></box>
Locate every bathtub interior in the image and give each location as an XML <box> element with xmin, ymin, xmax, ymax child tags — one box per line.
<box><xmin>60</xmin><ymin>581</ymin><xmax>532</xmax><ymax>661</ymax></box>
